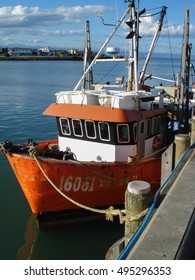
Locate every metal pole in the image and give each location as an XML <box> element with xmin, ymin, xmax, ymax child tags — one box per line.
<box><xmin>178</xmin><ymin>9</ymin><xmax>191</xmax><ymax>133</ymax></box>
<box><xmin>74</xmin><ymin>6</ymin><xmax>131</xmax><ymax>91</ymax></box>
<box><xmin>139</xmin><ymin>6</ymin><xmax>167</xmax><ymax>85</ymax></box>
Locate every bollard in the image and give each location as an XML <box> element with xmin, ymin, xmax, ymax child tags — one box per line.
<box><xmin>125</xmin><ymin>181</ymin><xmax>152</xmax><ymax>237</ymax></box>
<box><xmin>191</xmin><ymin>115</ymin><xmax>195</xmax><ymax>145</ymax></box>
<box><xmin>174</xmin><ymin>134</ymin><xmax>190</xmax><ymax>166</ymax></box>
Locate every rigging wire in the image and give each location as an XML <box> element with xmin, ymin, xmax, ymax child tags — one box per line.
<box><xmin>97</xmin><ymin>0</ymin><xmax>119</xmax><ymax>26</ymax></box>
<box><xmin>140</xmin><ymin>10</ymin><xmax>162</xmax><ymax>38</ymax></box>
<box><xmin>179</xmin><ymin>21</ymin><xmax>186</xmax><ymax>77</ymax></box>
<box><xmin>138</xmin><ymin>6</ymin><xmax>176</xmax><ymax>85</ymax></box>
<box><xmin>115</xmin><ymin>0</ymin><xmax>119</xmax><ymax>22</ymax></box>
<box><xmin>141</xmin><ymin>10</ymin><xmax>162</xmax><ymax>18</ymax></box>
<box><xmin>94</xmin><ymin>62</ymin><xmax>120</xmax><ymax>84</ymax></box>
<box><xmin>145</xmin><ymin>6</ymin><xmax>165</xmax><ymax>13</ymax></box>
<box><xmin>165</xmin><ymin>13</ymin><xmax>176</xmax><ymax>83</ymax></box>
<box><xmin>190</xmin><ymin>63</ymin><xmax>195</xmax><ymax>83</ymax></box>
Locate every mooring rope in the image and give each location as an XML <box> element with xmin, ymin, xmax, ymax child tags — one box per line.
<box><xmin>28</xmin><ymin>144</ymin><xmax>126</xmax><ymax>223</ymax></box>
<box><xmin>28</xmin><ymin>144</ymin><xmax>149</xmax><ymax>224</ymax></box>
<box><xmin>0</xmin><ymin>142</ymin><xmax>9</xmax><ymax>154</ymax></box>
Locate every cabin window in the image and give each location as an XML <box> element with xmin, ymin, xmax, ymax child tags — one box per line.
<box><xmin>85</xmin><ymin>120</ymin><xmax>96</xmax><ymax>139</ymax></box>
<box><xmin>117</xmin><ymin>124</ymin><xmax>130</xmax><ymax>143</ymax></box>
<box><xmin>60</xmin><ymin>118</ymin><xmax>71</xmax><ymax>135</ymax></box>
<box><xmin>151</xmin><ymin>116</ymin><xmax>160</xmax><ymax>135</ymax></box>
<box><xmin>133</xmin><ymin>123</ymin><xmax>138</xmax><ymax>142</ymax></box>
<box><xmin>157</xmin><ymin>116</ymin><xmax>161</xmax><ymax>132</ymax></box>
<box><xmin>151</xmin><ymin>117</ymin><xmax>157</xmax><ymax>135</ymax></box>
<box><xmin>98</xmin><ymin>122</ymin><xmax>110</xmax><ymax>141</ymax></box>
<box><xmin>146</xmin><ymin>119</ymin><xmax>151</xmax><ymax>137</ymax></box>
<box><xmin>140</xmin><ymin>121</ymin><xmax>145</xmax><ymax>135</ymax></box>
<box><xmin>72</xmin><ymin>119</ymin><xmax>83</xmax><ymax>137</ymax></box>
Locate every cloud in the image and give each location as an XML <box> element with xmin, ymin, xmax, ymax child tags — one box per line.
<box><xmin>0</xmin><ymin>4</ymin><xmax>114</xmax><ymax>48</ymax></box>
<box><xmin>139</xmin><ymin>15</ymin><xmax>185</xmax><ymax>38</ymax></box>
<box><xmin>0</xmin><ymin>5</ymin><xmax>111</xmax><ymax>28</ymax></box>
<box><xmin>0</xmin><ymin>5</ymin><xmax>112</xmax><ymax>46</ymax></box>
<box><xmin>0</xmin><ymin>4</ymin><xmax>193</xmax><ymax>52</ymax></box>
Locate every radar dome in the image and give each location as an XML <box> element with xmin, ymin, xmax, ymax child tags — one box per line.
<box><xmin>106</xmin><ymin>47</ymin><xmax>120</xmax><ymax>56</ymax></box>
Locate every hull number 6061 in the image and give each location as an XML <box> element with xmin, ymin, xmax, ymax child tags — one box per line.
<box><xmin>58</xmin><ymin>175</ymin><xmax>95</xmax><ymax>192</ymax></box>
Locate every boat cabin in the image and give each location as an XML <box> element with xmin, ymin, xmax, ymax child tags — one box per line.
<box><xmin>43</xmin><ymin>89</ymin><xmax>168</xmax><ymax>162</ymax></box>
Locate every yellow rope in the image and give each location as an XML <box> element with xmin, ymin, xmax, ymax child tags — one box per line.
<box><xmin>0</xmin><ymin>142</ymin><xmax>9</xmax><ymax>154</ymax></box>
<box><xmin>28</xmin><ymin>144</ymin><xmax>148</xmax><ymax>224</ymax></box>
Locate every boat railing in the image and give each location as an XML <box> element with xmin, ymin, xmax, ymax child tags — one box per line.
<box><xmin>95</xmin><ymin>58</ymin><xmax>133</xmax><ymax>63</ymax></box>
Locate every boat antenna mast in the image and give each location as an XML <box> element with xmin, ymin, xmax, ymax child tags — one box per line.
<box><xmin>178</xmin><ymin>9</ymin><xmax>192</xmax><ymax>133</ymax></box>
<box><xmin>74</xmin><ymin>4</ymin><xmax>131</xmax><ymax>91</ymax></box>
<box><xmin>125</xmin><ymin>0</ymin><xmax>139</xmax><ymax>92</ymax></box>
<box><xmin>139</xmin><ymin>6</ymin><xmax>167</xmax><ymax>85</ymax></box>
<box><xmin>82</xmin><ymin>20</ymin><xmax>93</xmax><ymax>90</ymax></box>
<box><xmin>126</xmin><ymin>0</ymin><xmax>147</xmax><ymax>93</ymax></box>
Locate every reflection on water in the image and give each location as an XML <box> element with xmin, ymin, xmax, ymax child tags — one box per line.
<box><xmin>17</xmin><ymin>215</ymin><xmax>39</xmax><ymax>260</ymax></box>
<box><xmin>17</xmin><ymin>214</ymin><xmax>123</xmax><ymax>260</ymax></box>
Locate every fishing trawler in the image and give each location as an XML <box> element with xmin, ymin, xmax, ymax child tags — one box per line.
<box><xmin>0</xmin><ymin>1</ymin><xmax>176</xmax><ymax>223</ymax></box>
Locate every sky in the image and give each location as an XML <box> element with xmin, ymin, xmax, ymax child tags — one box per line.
<box><xmin>0</xmin><ymin>0</ymin><xmax>195</xmax><ymax>55</ymax></box>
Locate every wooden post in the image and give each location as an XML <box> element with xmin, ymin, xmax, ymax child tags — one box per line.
<box><xmin>174</xmin><ymin>134</ymin><xmax>190</xmax><ymax>166</ymax></box>
<box><xmin>191</xmin><ymin>115</ymin><xmax>195</xmax><ymax>145</ymax></box>
<box><xmin>125</xmin><ymin>181</ymin><xmax>152</xmax><ymax>238</ymax></box>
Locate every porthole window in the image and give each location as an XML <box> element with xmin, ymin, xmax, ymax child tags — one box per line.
<box><xmin>98</xmin><ymin>122</ymin><xmax>110</xmax><ymax>141</ymax></box>
<box><xmin>72</xmin><ymin>119</ymin><xmax>83</xmax><ymax>137</ymax></box>
<box><xmin>117</xmin><ymin>124</ymin><xmax>130</xmax><ymax>143</ymax></box>
<box><xmin>85</xmin><ymin>120</ymin><xmax>96</xmax><ymax>139</ymax></box>
<box><xmin>60</xmin><ymin>118</ymin><xmax>71</xmax><ymax>135</ymax></box>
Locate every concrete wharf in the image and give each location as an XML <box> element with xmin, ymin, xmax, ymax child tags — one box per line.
<box><xmin>126</xmin><ymin>148</ymin><xmax>195</xmax><ymax>260</ymax></box>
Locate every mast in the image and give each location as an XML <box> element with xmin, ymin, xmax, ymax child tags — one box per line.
<box><xmin>178</xmin><ymin>9</ymin><xmax>192</xmax><ymax>133</ymax></box>
<box><xmin>82</xmin><ymin>20</ymin><xmax>93</xmax><ymax>90</ymax></box>
<box><xmin>139</xmin><ymin>6</ymin><xmax>167</xmax><ymax>85</ymax></box>
<box><xmin>126</xmin><ymin>0</ymin><xmax>138</xmax><ymax>92</ymax></box>
<box><xmin>74</xmin><ymin>5</ymin><xmax>131</xmax><ymax>91</ymax></box>
<box><xmin>132</xmin><ymin>0</ymin><xmax>138</xmax><ymax>93</ymax></box>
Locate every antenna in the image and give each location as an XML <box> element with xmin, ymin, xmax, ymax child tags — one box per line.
<box><xmin>97</xmin><ymin>12</ymin><xmax>116</xmax><ymax>26</ymax></box>
<box><xmin>115</xmin><ymin>0</ymin><xmax>119</xmax><ymax>22</ymax></box>
<box><xmin>97</xmin><ymin>0</ymin><xmax>121</xmax><ymax>26</ymax></box>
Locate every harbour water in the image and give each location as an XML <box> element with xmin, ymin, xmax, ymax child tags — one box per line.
<box><xmin>0</xmin><ymin>56</ymin><xmax>182</xmax><ymax>260</ymax></box>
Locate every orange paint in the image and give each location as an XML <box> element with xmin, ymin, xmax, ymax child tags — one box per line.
<box><xmin>43</xmin><ymin>103</ymin><xmax>167</xmax><ymax>122</ymax></box>
<box><xmin>5</xmin><ymin>142</ymin><xmax>161</xmax><ymax>214</ymax></box>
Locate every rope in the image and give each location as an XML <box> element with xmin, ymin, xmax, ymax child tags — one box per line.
<box><xmin>142</xmin><ymin>145</ymin><xmax>167</xmax><ymax>160</ymax></box>
<box><xmin>56</xmin><ymin>148</ymin><xmax>164</xmax><ymax>183</ymax></box>
<box><xmin>28</xmin><ymin>144</ymin><xmax>149</xmax><ymax>224</ymax></box>
<box><xmin>66</xmin><ymin>159</ymin><xmax>116</xmax><ymax>182</ymax></box>
<box><xmin>124</xmin><ymin>208</ymin><xmax>149</xmax><ymax>224</ymax></box>
<box><xmin>0</xmin><ymin>142</ymin><xmax>5</xmax><ymax>154</ymax></box>
<box><xmin>0</xmin><ymin>141</ymin><xmax>12</xmax><ymax>155</ymax></box>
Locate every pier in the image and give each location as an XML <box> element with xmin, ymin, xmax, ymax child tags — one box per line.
<box><xmin>106</xmin><ymin>137</ymin><xmax>195</xmax><ymax>260</ymax></box>
<box><xmin>126</xmin><ymin>148</ymin><xmax>195</xmax><ymax>260</ymax></box>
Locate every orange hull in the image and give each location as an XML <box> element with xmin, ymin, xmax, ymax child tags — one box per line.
<box><xmin>5</xmin><ymin>142</ymin><xmax>161</xmax><ymax>215</ymax></box>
